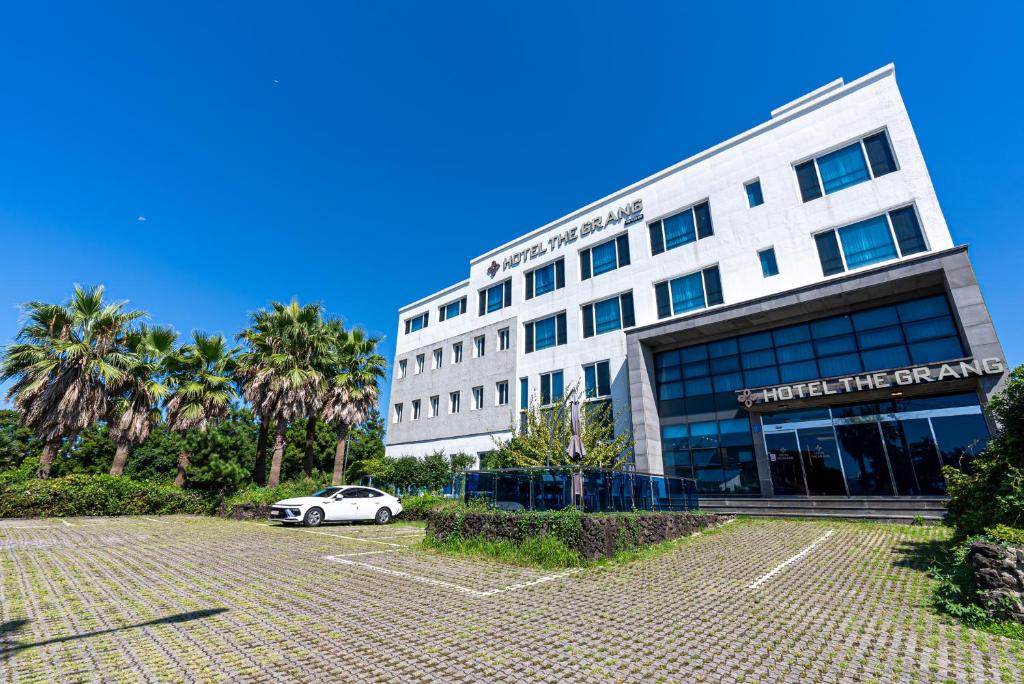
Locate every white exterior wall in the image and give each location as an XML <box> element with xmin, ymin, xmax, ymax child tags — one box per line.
<box><xmin>387</xmin><ymin>64</ymin><xmax>954</xmax><ymax>459</ymax></box>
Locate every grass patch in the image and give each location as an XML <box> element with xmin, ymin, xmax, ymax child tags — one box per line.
<box><xmin>420</xmin><ymin>533</ymin><xmax>582</xmax><ymax>569</ymax></box>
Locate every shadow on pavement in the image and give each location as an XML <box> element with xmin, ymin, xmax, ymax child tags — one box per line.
<box><xmin>0</xmin><ymin>608</ymin><xmax>228</xmax><ymax>657</ymax></box>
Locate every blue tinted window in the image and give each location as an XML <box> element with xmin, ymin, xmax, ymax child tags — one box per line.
<box><xmin>534</xmin><ymin>264</ymin><xmax>555</xmax><ymax>295</ymax></box>
<box><xmin>711</xmin><ymin>356</ymin><xmax>740</xmax><ymax>373</ymax></box>
<box><xmin>796</xmin><ymin>160</ymin><xmax>822</xmax><ymax>202</ymax></box>
<box><xmin>681</xmin><ymin>345</ymin><xmax>707</xmax><ymax>363</ymax></box>
<box><xmin>683</xmin><ymin>362</ymin><xmax>710</xmax><ymax>378</ymax></box>
<box><xmin>520</xmin><ymin>378</ymin><xmax>528</xmax><ymax>409</ymax></box>
<box><xmin>712</xmin><ymin>372</ymin><xmax>744</xmax><ymax>392</ymax></box>
<box><xmin>664</xmin><ymin>210</ymin><xmax>696</xmax><ymax>249</ymax></box>
<box><xmin>889</xmin><ymin>206</ymin><xmax>926</xmax><ymax>256</ymax></box>
<box><xmin>863</xmin><ymin>132</ymin><xmax>897</xmax><ymax>177</ymax></box>
<box><xmin>909</xmin><ymin>338</ymin><xmax>963</xmax><ymax>364</ymax></box>
<box><xmin>709</xmin><ymin>338</ymin><xmax>738</xmax><ymax>358</ymax></box>
<box><xmin>898</xmin><ymin>296</ymin><xmax>950</xmax><ymax>322</ymax></box>
<box><xmin>818</xmin><ymin>353</ymin><xmax>862</xmax><ymax>376</ymax></box>
<box><xmin>592</xmin><ymin>240</ymin><xmax>618</xmax><ymax>275</ymax></box>
<box><xmin>744</xmin><ymin>367</ymin><xmax>779</xmax><ymax>387</ymax></box>
<box><xmin>773</xmin><ymin>324</ymin><xmax>811</xmax><ymax>346</ymax></box>
<box><xmin>780</xmin><ymin>360</ymin><xmax>819</xmax><ymax>382</ymax></box>
<box><xmin>852</xmin><ymin>306</ymin><xmax>898</xmax><ymax>331</ymax></box>
<box><xmin>739</xmin><ymin>332</ymin><xmax>773</xmax><ymax>352</ymax></box>
<box><xmin>861</xmin><ymin>346</ymin><xmax>910</xmax><ymax>370</ymax></box>
<box><xmin>486</xmin><ymin>284</ymin><xmax>505</xmax><ymax>313</ymax></box>
<box><xmin>758</xmin><ymin>248</ymin><xmax>779</xmax><ymax>277</ymax></box>
<box><xmin>408</xmin><ymin>315</ymin><xmax>426</xmax><ymax>332</ymax></box>
<box><xmin>815</xmin><ymin>231</ymin><xmax>844</xmax><ymax>276</ymax></box>
<box><xmin>552</xmin><ymin>372</ymin><xmax>564</xmax><ymax>401</ymax></box>
<box><xmin>838</xmin><ymin>215</ymin><xmax>898</xmax><ymax>269</ymax></box>
<box><xmin>741</xmin><ymin>349</ymin><xmax>776</xmax><ymax>369</ymax></box>
<box><xmin>684</xmin><ymin>378</ymin><xmax>712</xmax><ymax>396</ymax></box>
<box><xmin>594</xmin><ymin>297</ymin><xmax>622</xmax><ymax>334</ymax></box>
<box><xmin>811</xmin><ymin>316</ymin><xmax>852</xmax><ymax>338</ymax></box>
<box><xmin>904</xmin><ymin>317</ymin><xmax>956</xmax><ymax>342</ymax></box>
<box><xmin>534</xmin><ymin>317</ymin><xmax>556</xmax><ymax>350</ymax></box>
<box><xmin>655</xmin><ymin>282</ymin><xmax>671</xmax><ymax>319</ymax></box>
<box><xmin>776</xmin><ymin>342</ymin><xmax>814</xmax><ymax>363</ymax></box>
<box><xmin>669</xmin><ymin>272</ymin><xmax>705</xmax><ymax>313</ymax></box>
<box><xmin>817</xmin><ymin>142</ymin><xmax>870</xmax><ymax>194</ymax></box>
<box><xmin>857</xmin><ymin>326</ymin><xmax>904</xmax><ymax>350</ymax></box>
<box><xmin>746</xmin><ymin>180</ymin><xmax>764</xmax><ymax>207</ymax></box>
<box><xmin>815</xmin><ymin>335</ymin><xmax>857</xmax><ymax>356</ymax></box>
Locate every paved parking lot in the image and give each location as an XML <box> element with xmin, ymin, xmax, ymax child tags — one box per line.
<box><xmin>1</xmin><ymin>515</ymin><xmax>1022</xmax><ymax>683</ymax></box>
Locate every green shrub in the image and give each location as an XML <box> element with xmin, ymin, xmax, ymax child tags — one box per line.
<box><xmin>223</xmin><ymin>472</ymin><xmax>333</xmax><ymax>506</ymax></box>
<box><xmin>986</xmin><ymin>524</ymin><xmax>1024</xmax><ymax>547</ymax></box>
<box><xmin>398</xmin><ymin>493</ymin><xmax>459</xmax><ymax>519</ymax></box>
<box><xmin>946</xmin><ymin>364</ymin><xmax>1024</xmax><ymax>537</ymax></box>
<box><xmin>0</xmin><ymin>474</ymin><xmax>208</xmax><ymax>518</ymax></box>
<box><xmin>421</xmin><ymin>531</ymin><xmax>582</xmax><ymax>569</ymax></box>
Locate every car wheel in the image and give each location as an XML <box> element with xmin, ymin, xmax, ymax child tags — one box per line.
<box><xmin>303</xmin><ymin>507</ymin><xmax>324</xmax><ymax>527</ymax></box>
<box><xmin>374</xmin><ymin>507</ymin><xmax>392</xmax><ymax>525</ymax></box>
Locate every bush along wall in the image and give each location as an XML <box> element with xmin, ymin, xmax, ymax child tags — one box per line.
<box><xmin>426</xmin><ymin>509</ymin><xmax>728</xmax><ymax>561</ymax></box>
<box><xmin>0</xmin><ymin>474</ymin><xmax>208</xmax><ymax>518</ymax></box>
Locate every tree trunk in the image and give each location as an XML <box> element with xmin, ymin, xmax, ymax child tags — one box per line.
<box><xmin>254</xmin><ymin>419</ymin><xmax>269</xmax><ymax>486</ymax></box>
<box><xmin>303</xmin><ymin>414</ymin><xmax>317</xmax><ymax>476</ymax></box>
<box><xmin>38</xmin><ymin>441</ymin><xmax>59</xmax><ymax>479</ymax></box>
<box><xmin>174</xmin><ymin>452</ymin><xmax>190</xmax><ymax>488</ymax></box>
<box><xmin>331</xmin><ymin>424</ymin><xmax>349</xmax><ymax>486</ymax></box>
<box><xmin>268</xmin><ymin>421</ymin><xmax>287</xmax><ymax>487</ymax></box>
<box><xmin>110</xmin><ymin>443</ymin><xmax>130</xmax><ymax>476</ymax></box>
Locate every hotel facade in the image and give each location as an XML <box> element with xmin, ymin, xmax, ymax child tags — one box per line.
<box><xmin>386</xmin><ymin>65</ymin><xmax>1007</xmax><ymax>502</ymax></box>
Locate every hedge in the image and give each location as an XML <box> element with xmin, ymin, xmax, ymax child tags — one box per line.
<box><xmin>0</xmin><ymin>474</ymin><xmax>208</xmax><ymax>518</ymax></box>
<box><xmin>426</xmin><ymin>508</ymin><xmax>727</xmax><ymax>560</ymax></box>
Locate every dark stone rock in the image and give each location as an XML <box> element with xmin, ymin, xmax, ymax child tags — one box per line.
<box><xmin>218</xmin><ymin>503</ymin><xmax>274</xmax><ymax>520</ymax></box>
<box><xmin>969</xmin><ymin>541</ymin><xmax>1024</xmax><ymax>623</ymax></box>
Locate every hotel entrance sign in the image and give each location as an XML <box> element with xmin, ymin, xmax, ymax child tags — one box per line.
<box><xmin>737</xmin><ymin>358</ymin><xmax>1004</xmax><ymax>408</ymax></box>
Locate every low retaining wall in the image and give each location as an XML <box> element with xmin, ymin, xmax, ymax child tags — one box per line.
<box><xmin>426</xmin><ymin>510</ymin><xmax>728</xmax><ymax>560</ymax></box>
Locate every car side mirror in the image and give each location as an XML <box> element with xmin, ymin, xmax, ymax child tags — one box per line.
<box><xmin>333</xmin><ymin>494</ymin><xmax>344</xmax><ymax>500</ymax></box>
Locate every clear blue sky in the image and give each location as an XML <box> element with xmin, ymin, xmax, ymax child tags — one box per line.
<box><xmin>1</xmin><ymin>2</ymin><xmax>1021</xmax><ymax>415</ymax></box>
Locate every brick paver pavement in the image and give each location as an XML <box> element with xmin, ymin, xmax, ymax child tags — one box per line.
<box><xmin>1</xmin><ymin>516</ymin><xmax>1021</xmax><ymax>683</ymax></box>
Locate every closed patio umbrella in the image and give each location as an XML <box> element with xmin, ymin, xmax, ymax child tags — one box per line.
<box><xmin>567</xmin><ymin>397</ymin><xmax>586</xmax><ymax>462</ymax></box>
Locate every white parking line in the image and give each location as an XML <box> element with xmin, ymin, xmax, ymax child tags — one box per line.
<box><xmin>59</xmin><ymin>519</ymin><xmax>74</xmax><ymax>527</ymax></box>
<box><xmin>323</xmin><ymin>555</ymin><xmax>581</xmax><ymax>597</ymax></box>
<box><xmin>326</xmin><ymin>550</ymin><xmax>399</xmax><ymax>558</ymax></box>
<box><xmin>143</xmin><ymin>517</ymin><xmax>170</xmax><ymax>524</ymax></box>
<box><xmin>746</xmin><ymin>529</ymin><xmax>834</xmax><ymax>590</ymax></box>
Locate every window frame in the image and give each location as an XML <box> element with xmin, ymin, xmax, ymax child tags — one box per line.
<box><xmin>524</xmin><ymin>257</ymin><xmax>566</xmax><ymax>299</ymax></box>
<box><xmin>793</xmin><ymin>128</ymin><xmax>900</xmax><ymax>203</ymax></box>
<box><xmin>496</xmin><ymin>380</ymin><xmax>509</xmax><ymax>406</ymax></box>
<box><xmin>524</xmin><ymin>311</ymin><xmax>568</xmax><ymax>353</ymax></box>
<box><xmin>411</xmin><ymin>399</ymin><xmax>421</xmax><ymax>421</ymax></box>
<box><xmin>414</xmin><ymin>354</ymin><xmax>425</xmax><ymax>374</ymax></box>
<box><xmin>539</xmin><ymin>370</ymin><xmax>564</xmax><ymax>407</ymax></box>
<box><xmin>812</xmin><ymin>204</ymin><xmax>929</xmax><ymax>277</ymax></box>
<box><xmin>449</xmin><ymin>391</ymin><xmax>461</xmax><ymax>414</ymax></box>
<box><xmin>583</xmin><ymin>360</ymin><xmax>612</xmax><ymax>399</ymax></box>
<box><xmin>432</xmin><ymin>348</ymin><xmax>442</xmax><ymax>370</ymax></box>
<box><xmin>438</xmin><ymin>297</ymin><xmax>467</xmax><ymax>322</ymax></box>
<box><xmin>452</xmin><ymin>341</ymin><xmax>463</xmax><ymax>364</ymax></box>
<box><xmin>580</xmin><ymin>232</ymin><xmax>631</xmax><ymax>280</ymax></box>
<box><xmin>758</xmin><ymin>247</ymin><xmax>779</xmax><ymax>278</ymax></box>
<box><xmin>498</xmin><ymin>327</ymin><xmax>510</xmax><ymax>351</ymax></box>
<box><xmin>654</xmin><ymin>265</ymin><xmax>724</xmax><ymax>320</ymax></box>
<box><xmin>473</xmin><ymin>335</ymin><xmax>486</xmax><ymax>358</ymax></box>
<box><xmin>428</xmin><ymin>395</ymin><xmax>439</xmax><ymax>418</ymax></box>
<box><xmin>397</xmin><ymin>359</ymin><xmax>407</xmax><ymax>379</ymax></box>
<box><xmin>393</xmin><ymin>403</ymin><xmax>403</xmax><ymax>423</ymax></box>
<box><xmin>745</xmin><ymin>179</ymin><xmax>764</xmax><ymax>208</ymax></box>
<box><xmin>404</xmin><ymin>312</ymin><xmax>429</xmax><ymax>334</ymax></box>
<box><xmin>647</xmin><ymin>200</ymin><xmax>714</xmax><ymax>256</ymax></box>
<box><xmin>581</xmin><ymin>291</ymin><xmax>636</xmax><ymax>338</ymax></box>
<box><xmin>478</xmin><ymin>279</ymin><xmax>513</xmax><ymax>315</ymax></box>
<box><xmin>472</xmin><ymin>385</ymin><xmax>484</xmax><ymax>411</ymax></box>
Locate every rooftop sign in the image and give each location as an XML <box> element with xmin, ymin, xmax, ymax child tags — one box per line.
<box><xmin>493</xmin><ymin>198</ymin><xmax>644</xmax><ymax>276</ymax></box>
<box><xmin>737</xmin><ymin>357</ymin><xmax>1004</xmax><ymax>408</ymax></box>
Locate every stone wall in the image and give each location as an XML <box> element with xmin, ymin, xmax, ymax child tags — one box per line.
<box><xmin>426</xmin><ymin>510</ymin><xmax>728</xmax><ymax>560</ymax></box>
<box><xmin>968</xmin><ymin>541</ymin><xmax>1024</xmax><ymax>623</ymax></box>
<box><xmin>219</xmin><ymin>503</ymin><xmax>274</xmax><ymax>521</ymax></box>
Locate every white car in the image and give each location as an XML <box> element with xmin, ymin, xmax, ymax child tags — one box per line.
<box><xmin>268</xmin><ymin>486</ymin><xmax>403</xmax><ymax>527</ymax></box>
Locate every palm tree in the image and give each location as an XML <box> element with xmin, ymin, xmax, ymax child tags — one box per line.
<box><xmin>165</xmin><ymin>332</ymin><xmax>238</xmax><ymax>487</ymax></box>
<box><xmin>237</xmin><ymin>300</ymin><xmax>326</xmax><ymax>487</ymax></box>
<box><xmin>106</xmin><ymin>325</ymin><xmax>177</xmax><ymax>476</ymax></box>
<box><xmin>0</xmin><ymin>285</ymin><xmax>142</xmax><ymax>478</ymax></box>
<box><xmin>321</xmin><ymin>327</ymin><xmax>386</xmax><ymax>486</ymax></box>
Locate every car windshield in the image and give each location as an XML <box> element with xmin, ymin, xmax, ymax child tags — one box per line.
<box><xmin>311</xmin><ymin>487</ymin><xmax>341</xmax><ymax>498</ymax></box>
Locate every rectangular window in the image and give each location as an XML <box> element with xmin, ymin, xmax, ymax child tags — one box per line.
<box><xmin>449</xmin><ymin>391</ymin><xmax>460</xmax><ymax>414</ymax></box>
<box><xmin>432</xmin><ymin>348</ymin><xmax>442</xmax><ymax>369</ymax></box>
<box><xmin>758</xmin><ymin>248</ymin><xmax>779</xmax><ymax>277</ymax></box>
<box><xmin>472</xmin><ymin>386</ymin><xmax>484</xmax><ymax>410</ymax></box>
<box><xmin>745</xmin><ymin>179</ymin><xmax>764</xmax><ymax>208</ymax></box>
<box><xmin>795</xmin><ymin>131</ymin><xmax>898</xmax><ymax>202</ymax></box>
<box><xmin>582</xmin><ymin>292</ymin><xmax>635</xmax><ymax>338</ymax></box>
<box><xmin>583</xmin><ymin>360</ymin><xmax>612</xmax><ymax>398</ymax></box>
<box><xmin>479</xmin><ymin>279</ymin><xmax>512</xmax><ymax>315</ymax></box>
<box><xmin>429</xmin><ymin>395</ymin><xmax>439</xmax><ymax>418</ymax></box>
<box><xmin>404</xmin><ymin>312</ymin><xmax>428</xmax><ymax>334</ymax></box>
<box><xmin>540</xmin><ymin>371</ymin><xmax>564</xmax><ymax>406</ymax></box>
<box><xmin>393</xmin><ymin>403</ymin><xmax>403</xmax><ymax>423</ymax></box>
<box><xmin>648</xmin><ymin>201</ymin><xmax>713</xmax><ymax>256</ymax></box>
<box><xmin>414</xmin><ymin>354</ymin><xmax>424</xmax><ymax>374</ymax></box>
<box><xmin>525</xmin><ymin>258</ymin><xmax>565</xmax><ymax>299</ymax></box>
<box><xmin>412</xmin><ymin>400</ymin><xmax>421</xmax><ymax>421</ymax></box>
<box><xmin>452</xmin><ymin>342</ymin><xmax>463</xmax><ymax>364</ymax></box>
<box><xmin>655</xmin><ymin>266</ymin><xmax>723</xmax><ymax>319</ymax></box>
<box><xmin>524</xmin><ymin>312</ymin><xmax>568</xmax><ymax>353</ymax></box>
<box><xmin>814</xmin><ymin>206</ymin><xmax>928</xmax><ymax>276</ymax></box>
<box><xmin>498</xmin><ymin>327</ymin><xmax>510</xmax><ymax>351</ymax></box>
<box><xmin>473</xmin><ymin>335</ymin><xmax>485</xmax><ymax>358</ymax></box>
<box><xmin>520</xmin><ymin>377</ymin><xmax>528</xmax><ymax>410</ymax></box>
<box><xmin>496</xmin><ymin>380</ymin><xmax>509</xmax><ymax>406</ymax></box>
<box><xmin>580</xmin><ymin>234</ymin><xmax>631</xmax><ymax>280</ymax></box>
<box><xmin>397</xmin><ymin>359</ymin><xmax>407</xmax><ymax>379</ymax></box>
<box><xmin>438</xmin><ymin>297</ymin><xmax>467</xmax><ymax>322</ymax></box>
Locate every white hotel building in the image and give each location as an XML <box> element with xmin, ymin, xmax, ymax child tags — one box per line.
<box><xmin>386</xmin><ymin>65</ymin><xmax>1007</xmax><ymax>505</ymax></box>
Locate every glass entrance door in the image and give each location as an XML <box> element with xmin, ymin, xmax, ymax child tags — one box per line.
<box><xmin>764</xmin><ymin>431</ymin><xmax>806</xmax><ymax>495</ymax></box>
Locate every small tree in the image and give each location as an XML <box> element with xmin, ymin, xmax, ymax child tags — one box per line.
<box><xmin>420</xmin><ymin>451</ymin><xmax>451</xmax><ymax>492</ymax></box>
<box><xmin>946</xmin><ymin>365</ymin><xmax>1024</xmax><ymax>536</ymax></box>
<box><xmin>491</xmin><ymin>387</ymin><xmax>632</xmax><ymax>469</ymax></box>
